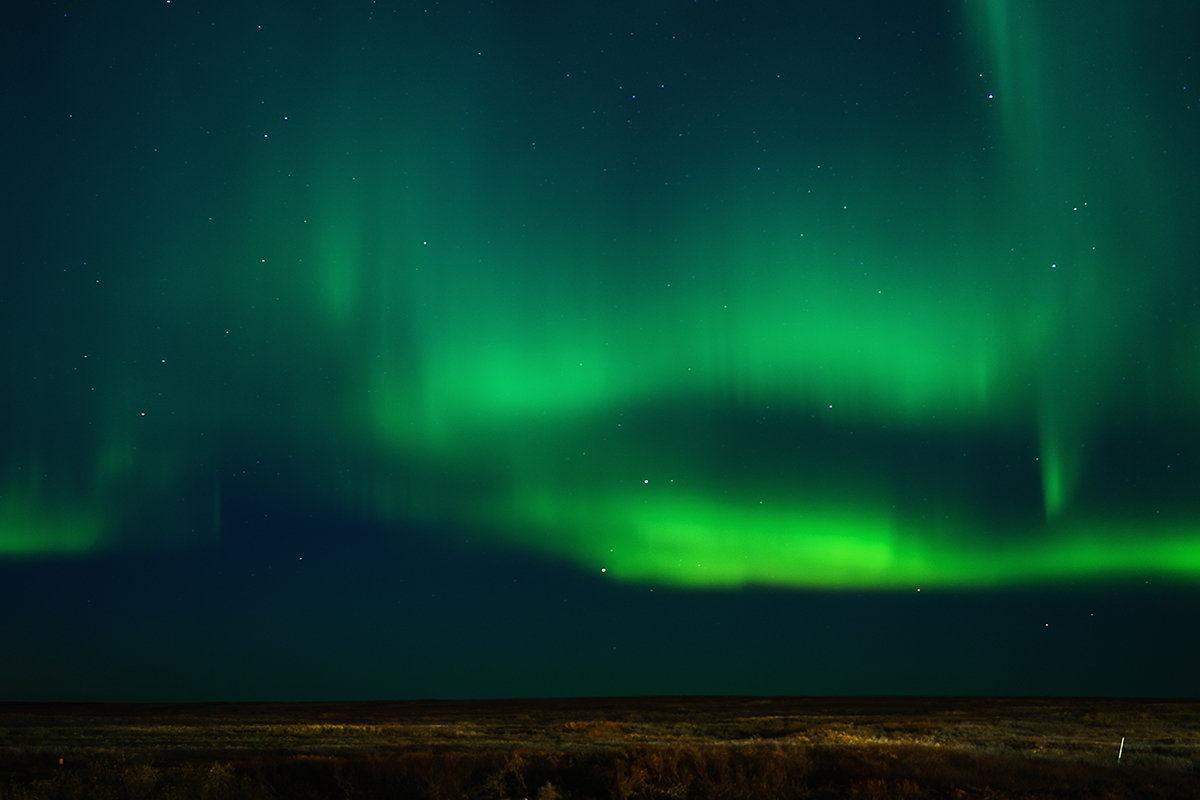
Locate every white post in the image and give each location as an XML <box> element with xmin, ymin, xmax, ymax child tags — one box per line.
<box><xmin>1118</xmin><ymin>737</ymin><xmax>1125</xmax><ymax>761</ymax></box>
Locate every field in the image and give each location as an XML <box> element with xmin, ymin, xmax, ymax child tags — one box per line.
<box><xmin>1</xmin><ymin>697</ymin><xmax>1197</xmax><ymax>799</ymax></box>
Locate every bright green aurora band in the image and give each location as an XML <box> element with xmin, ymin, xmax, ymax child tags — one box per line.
<box><xmin>5</xmin><ymin>3</ymin><xmax>1200</xmax><ymax>590</ymax></box>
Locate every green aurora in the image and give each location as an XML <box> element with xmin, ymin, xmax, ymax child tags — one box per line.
<box><xmin>4</xmin><ymin>2</ymin><xmax>1200</xmax><ymax>592</ymax></box>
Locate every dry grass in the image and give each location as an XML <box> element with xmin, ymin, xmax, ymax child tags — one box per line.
<box><xmin>1</xmin><ymin>697</ymin><xmax>1197</xmax><ymax>799</ymax></box>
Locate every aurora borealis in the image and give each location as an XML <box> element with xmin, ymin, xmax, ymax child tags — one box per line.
<box><xmin>3</xmin><ymin>1</ymin><xmax>1200</xmax><ymax>700</ymax></box>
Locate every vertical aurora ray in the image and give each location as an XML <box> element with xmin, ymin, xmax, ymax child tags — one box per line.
<box><xmin>964</xmin><ymin>0</ymin><xmax>1191</xmax><ymax>524</ymax></box>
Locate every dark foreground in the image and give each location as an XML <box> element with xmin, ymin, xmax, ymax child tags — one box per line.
<box><xmin>1</xmin><ymin>697</ymin><xmax>1197</xmax><ymax>799</ymax></box>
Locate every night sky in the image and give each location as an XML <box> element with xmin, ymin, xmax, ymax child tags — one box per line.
<box><xmin>4</xmin><ymin>1</ymin><xmax>1200</xmax><ymax>701</ymax></box>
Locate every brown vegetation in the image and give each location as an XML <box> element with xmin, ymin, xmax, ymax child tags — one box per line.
<box><xmin>1</xmin><ymin>697</ymin><xmax>1197</xmax><ymax>799</ymax></box>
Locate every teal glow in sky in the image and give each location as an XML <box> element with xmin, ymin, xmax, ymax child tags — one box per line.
<box><xmin>3</xmin><ymin>1</ymin><xmax>1200</xmax><ymax>699</ymax></box>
